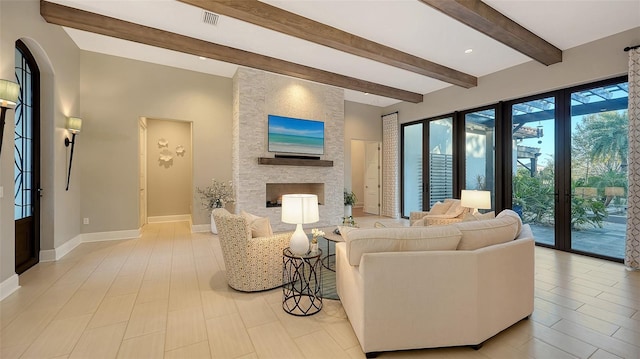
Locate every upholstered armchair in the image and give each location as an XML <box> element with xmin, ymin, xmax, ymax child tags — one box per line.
<box><xmin>212</xmin><ymin>208</ymin><xmax>292</xmax><ymax>292</ymax></box>
<box><xmin>409</xmin><ymin>199</ymin><xmax>472</xmax><ymax>226</ymax></box>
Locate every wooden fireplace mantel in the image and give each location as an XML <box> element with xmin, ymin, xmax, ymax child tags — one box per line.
<box><xmin>258</xmin><ymin>157</ymin><xmax>333</xmax><ymax>167</ymax></box>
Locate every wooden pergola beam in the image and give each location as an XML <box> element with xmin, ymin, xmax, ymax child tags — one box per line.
<box><xmin>178</xmin><ymin>0</ymin><xmax>477</xmax><ymax>89</ymax></box>
<box><xmin>419</xmin><ymin>0</ymin><xmax>562</xmax><ymax>66</ymax></box>
<box><xmin>40</xmin><ymin>1</ymin><xmax>423</xmax><ymax>103</ymax></box>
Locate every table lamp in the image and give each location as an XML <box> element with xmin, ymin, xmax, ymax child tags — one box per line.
<box><xmin>461</xmin><ymin>190</ymin><xmax>491</xmax><ymax>214</ymax></box>
<box><xmin>281</xmin><ymin>194</ymin><xmax>319</xmax><ymax>255</ymax></box>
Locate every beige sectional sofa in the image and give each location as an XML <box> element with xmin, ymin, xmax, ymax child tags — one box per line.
<box><xmin>336</xmin><ymin>210</ymin><xmax>534</xmax><ymax>357</ymax></box>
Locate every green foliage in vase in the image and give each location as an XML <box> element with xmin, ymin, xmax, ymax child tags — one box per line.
<box><xmin>344</xmin><ymin>190</ymin><xmax>357</xmax><ymax>206</ymax></box>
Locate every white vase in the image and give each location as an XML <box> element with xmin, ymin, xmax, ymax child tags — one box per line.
<box><xmin>344</xmin><ymin>205</ymin><xmax>352</xmax><ymax>217</ymax></box>
<box><xmin>210</xmin><ymin>211</ymin><xmax>218</xmax><ymax>234</ymax></box>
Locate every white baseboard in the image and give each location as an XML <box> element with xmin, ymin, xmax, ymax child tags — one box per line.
<box><xmin>192</xmin><ymin>224</ymin><xmax>211</xmax><ymax>233</ymax></box>
<box><xmin>0</xmin><ymin>274</ymin><xmax>20</xmax><ymax>301</ymax></box>
<box><xmin>82</xmin><ymin>229</ymin><xmax>141</xmax><ymax>243</ymax></box>
<box><xmin>40</xmin><ymin>234</ymin><xmax>82</xmax><ymax>262</ymax></box>
<box><xmin>39</xmin><ymin>229</ymin><xmax>140</xmax><ymax>264</ymax></box>
<box><xmin>40</xmin><ymin>249</ymin><xmax>56</xmax><ymax>262</ymax></box>
<box><xmin>148</xmin><ymin>215</ymin><xmax>191</xmax><ymax>223</ymax></box>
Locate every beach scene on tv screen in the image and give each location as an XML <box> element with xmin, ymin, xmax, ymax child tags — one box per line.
<box><xmin>268</xmin><ymin>115</ymin><xmax>324</xmax><ymax>155</ymax></box>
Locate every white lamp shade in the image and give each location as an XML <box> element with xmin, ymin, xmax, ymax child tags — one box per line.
<box><xmin>281</xmin><ymin>194</ymin><xmax>319</xmax><ymax>224</ymax></box>
<box><xmin>66</xmin><ymin>117</ymin><xmax>83</xmax><ymax>134</ymax></box>
<box><xmin>0</xmin><ymin>79</ymin><xmax>19</xmax><ymax>107</ymax></box>
<box><xmin>461</xmin><ymin>190</ymin><xmax>491</xmax><ymax>210</ymax></box>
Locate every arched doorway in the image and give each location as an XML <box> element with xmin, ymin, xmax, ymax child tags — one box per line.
<box><xmin>14</xmin><ymin>39</ymin><xmax>41</xmax><ymax>274</ymax></box>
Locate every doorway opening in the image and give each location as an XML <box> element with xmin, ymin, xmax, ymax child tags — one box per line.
<box><xmin>139</xmin><ymin>117</ymin><xmax>193</xmax><ymax>226</ymax></box>
<box><xmin>351</xmin><ymin>140</ymin><xmax>381</xmax><ymax>215</ymax></box>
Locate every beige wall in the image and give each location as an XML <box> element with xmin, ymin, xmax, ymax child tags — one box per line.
<box><xmin>1</xmin><ymin>0</ymin><xmax>81</xmax><ymax>284</ymax></box>
<box><xmin>79</xmin><ymin>52</ymin><xmax>233</xmax><ymax>232</ymax></box>
<box><xmin>385</xmin><ymin>28</ymin><xmax>639</xmax><ymax>124</ymax></box>
<box><xmin>350</xmin><ymin>140</ymin><xmax>365</xmax><ymax>207</ymax></box>
<box><xmin>146</xmin><ymin>119</ymin><xmax>193</xmax><ymax>218</ymax></box>
<box><xmin>344</xmin><ymin>101</ymin><xmax>383</xmax><ymax>192</ymax></box>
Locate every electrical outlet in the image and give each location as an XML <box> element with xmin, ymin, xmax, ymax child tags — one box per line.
<box><xmin>83</xmin><ymin>218</ymin><xmax>89</xmax><ymax>225</ymax></box>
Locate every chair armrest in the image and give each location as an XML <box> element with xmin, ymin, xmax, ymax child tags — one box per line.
<box><xmin>409</xmin><ymin>211</ymin><xmax>430</xmax><ymax>225</ymax></box>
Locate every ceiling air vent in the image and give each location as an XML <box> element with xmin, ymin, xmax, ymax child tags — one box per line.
<box><xmin>202</xmin><ymin>11</ymin><xmax>219</xmax><ymax>26</ymax></box>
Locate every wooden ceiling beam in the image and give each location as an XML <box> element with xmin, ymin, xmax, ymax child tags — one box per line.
<box><xmin>419</xmin><ymin>0</ymin><xmax>562</xmax><ymax>66</ymax></box>
<box><xmin>40</xmin><ymin>1</ymin><xmax>423</xmax><ymax>103</ymax></box>
<box><xmin>178</xmin><ymin>0</ymin><xmax>477</xmax><ymax>89</ymax></box>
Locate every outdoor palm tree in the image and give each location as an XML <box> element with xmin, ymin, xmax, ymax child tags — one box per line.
<box><xmin>578</xmin><ymin>111</ymin><xmax>628</xmax><ymax>173</ymax></box>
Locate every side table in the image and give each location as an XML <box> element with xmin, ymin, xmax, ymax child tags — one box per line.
<box><xmin>321</xmin><ymin>229</ymin><xmax>344</xmax><ymax>272</ymax></box>
<box><xmin>282</xmin><ymin>248</ymin><xmax>323</xmax><ymax>316</ymax></box>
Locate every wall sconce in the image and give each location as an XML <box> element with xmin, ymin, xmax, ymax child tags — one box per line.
<box><xmin>65</xmin><ymin>116</ymin><xmax>82</xmax><ymax>190</ymax></box>
<box><xmin>0</xmin><ymin>79</ymin><xmax>20</xmax><ymax>157</ymax></box>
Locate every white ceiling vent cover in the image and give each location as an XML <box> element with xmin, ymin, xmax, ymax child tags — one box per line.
<box><xmin>202</xmin><ymin>11</ymin><xmax>219</xmax><ymax>26</ymax></box>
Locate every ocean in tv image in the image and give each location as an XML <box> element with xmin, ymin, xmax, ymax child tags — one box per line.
<box><xmin>268</xmin><ymin>115</ymin><xmax>324</xmax><ymax>155</ymax></box>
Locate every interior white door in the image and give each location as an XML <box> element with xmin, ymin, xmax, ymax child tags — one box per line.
<box><xmin>139</xmin><ymin>118</ymin><xmax>147</xmax><ymax>227</ymax></box>
<box><xmin>364</xmin><ymin>141</ymin><xmax>381</xmax><ymax>215</ymax></box>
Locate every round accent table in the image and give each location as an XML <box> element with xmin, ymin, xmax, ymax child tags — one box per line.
<box><xmin>321</xmin><ymin>229</ymin><xmax>344</xmax><ymax>272</ymax></box>
<box><xmin>282</xmin><ymin>248</ymin><xmax>323</xmax><ymax>316</ymax></box>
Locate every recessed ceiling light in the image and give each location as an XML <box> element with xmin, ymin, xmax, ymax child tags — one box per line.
<box><xmin>364</xmin><ymin>92</ymin><xmax>369</xmax><ymax>95</ymax></box>
<box><xmin>198</xmin><ymin>56</ymin><xmax>206</xmax><ymax>60</ymax></box>
<box><xmin>464</xmin><ymin>49</ymin><xmax>473</xmax><ymax>54</ymax></box>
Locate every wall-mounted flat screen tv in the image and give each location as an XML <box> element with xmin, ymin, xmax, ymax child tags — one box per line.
<box><xmin>268</xmin><ymin>115</ymin><xmax>324</xmax><ymax>155</ymax></box>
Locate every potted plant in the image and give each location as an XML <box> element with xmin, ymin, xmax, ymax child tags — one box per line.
<box><xmin>197</xmin><ymin>179</ymin><xmax>235</xmax><ymax>234</ymax></box>
<box><xmin>344</xmin><ymin>190</ymin><xmax>357</xmax><ymax>217</ymax></box>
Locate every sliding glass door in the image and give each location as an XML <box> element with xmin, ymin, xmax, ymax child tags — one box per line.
<box><xmin>509</xmin><ymin>96</ymin><xmax>557</xmax><ymax>246</ymax></box>
<box><xmin>569</xmin><ymin>80</ymin><xmax>628</xmax><ymax>259</ymax></box>
<box><xmin>402</xmin><ymin>123</ymin><xmax>423</xmax><ymax>217</ymax></box>
<box><xmin>464</xmin><ymin>108</ymin><xmax>495</xmax><ymax>209</ymax></box>
<box><xmin>401</xmin><ymin>117</ymin><xmax>453</xmax><ymax>216</ymax></box>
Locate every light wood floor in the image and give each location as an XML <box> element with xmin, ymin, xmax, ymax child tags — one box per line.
<box><xmin>1</xmin><ymin>218</ymin><xmax>639</xmax><ymax>359</ymax></box>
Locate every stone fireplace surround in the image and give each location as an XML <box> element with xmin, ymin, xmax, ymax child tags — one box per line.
<box><xmin>232</xmin><ymin>68</ymin><xmax>345</xmax><ymax>232</ymax></box>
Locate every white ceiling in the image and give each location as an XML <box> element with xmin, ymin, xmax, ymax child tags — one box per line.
<box><xmin>49</xmin><ymin>0</ymin><xmax>640</xmax><ymax>107</ymax></box>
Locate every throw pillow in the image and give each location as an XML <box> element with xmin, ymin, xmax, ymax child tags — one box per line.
<box><xmin>463</xmin><ymin>211</ymin><xmax>496</xmax><ymax>222</ymax></box>
<box><xmin>374</xmin><ymin>221</ymin><xmax>386</xmax><ymax>228</ymax></box>
<box><xmin>443</xmin><ymin>200</ymin><xmax>465</xmax><ymax>217</ymax></box>
<box><xmin>411</xmin><ymin>218</ymin><xmax>426</xmax><ymax>226</ymax></box>
<box><xmin>475</xmin><ymin>211</ymin><xmax>495</xmax><ymax>220</ymax></box>
<box><xmin>428</xmin><ymin>201</ymin><xmax>453</xmax><ymax>215</ymax></box>
<box><xmin>241</xmin><ymin>211</ymin><xmax>274</xmax><ymax>238</ymax></box>
<box><xmin>462</xmin><ymin>213</ymin><xmax>477</xmax><ymax>222</ymax></box>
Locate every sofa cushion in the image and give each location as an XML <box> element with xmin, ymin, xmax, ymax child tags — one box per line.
<box><xmin>496</xmin><ymin>209</ymin><xmax>522</xmax><ymax>235</ymax></box>
<box><xmin>462</xmin><ymin>211</ymin><xmax>496</xmax><ymax>222</ymax></box>
<box><xmin>339</xmin><ymin>226</ymin><xmax>462</xmax><ymax>266</ymax></box>
<box><xmin>240</xmin><ymin>211</ymin><xmax>273</xmax><ymax>238</ymax></box>
<box><xmin>454</xmin><ymin>209</ymin><xmax>522</xmax><ymax>250</ymax></box>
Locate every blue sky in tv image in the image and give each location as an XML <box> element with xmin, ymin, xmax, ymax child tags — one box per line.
<box><xmin>268</xmin><ymin>115</ymin><xmax>324</xmax><ymax>155</ymax></box>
